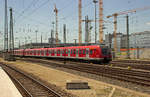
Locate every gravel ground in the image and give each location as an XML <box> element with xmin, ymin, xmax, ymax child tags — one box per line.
<box><xmin>0</xmin><ymin>58</ymin><xmax>150</xmax><ymax>97</ymax></box>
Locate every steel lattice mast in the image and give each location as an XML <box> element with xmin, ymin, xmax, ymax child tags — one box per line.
<box><xmin>78</xmin><ymin>0</ymin><xmax>82</xmax><ymax>45</ymax></box>
<box><xmin>54</xmin><ymin>4</ymin><xmax>58</xmax><ymax>45</ymax></box>
<box><xmin>4</xmin><ymin>0</ymin><xmax>8</xmax><ymax>52</ymax></box>
<box><xmin>99</xmin><ymin>0</ymin><xmax>104</xmax><ymax>44</ymax></box>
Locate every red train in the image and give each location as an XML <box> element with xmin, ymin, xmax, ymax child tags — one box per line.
<box><xmin>14</xmin><ymin>45</ymin><xmax>112</xmax><ymax>63</ymax></box>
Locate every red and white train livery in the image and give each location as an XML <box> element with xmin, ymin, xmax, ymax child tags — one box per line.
<box><xmin>14</xmin><ymin>45</ymin><xmax>112</xmax><ymax>63</ymax></box>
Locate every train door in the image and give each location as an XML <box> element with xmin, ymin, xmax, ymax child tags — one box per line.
<box><xmin>60</xmin><ymin>49</ymin><xmax>62</xmax><ymax>57</ymax></box>
<box><xmin>73</xmin><ymin>49</ymin><xmax>76</xmax><ymax>57</ymax></box>
<box><xmin>52</xmin><ymin>49</ymin><xmax>54</xmax><ymax>56</ymax></box>
<box><xmin>36</xmin><ymin>50</ymin><xmax>37</xmax><ymax>56</ymax></box>
<box><xmin>68</xmin><ymin>49</ymin><xmax>70</xmax><ymax>57</ymax></box>
<box><xmin>89</xmin><ymin>49</ymin><xmax>93</xmax><ymax>58</ymax></box>
<box><xmin>82</xmin><ymin>49</ymin><xmax>86</xmax><ymax>57</ymax></box>
<box><xmin>86</xmin><ymin>48</ymin><xmax>89</xmax><ymax>59</ymax></box>
<box><xmin>57</xmin><ymin>49</ymin><xmax>59</xmax><ymax>57</ymax></box>
<box><xmin>46</xmin><ymin>49</ymin><xmax>48</xmax><ymax>56</ymax></box>
<box><xmin>79</xmin><ymin>49</ymin><xmax>82</xmax><ymax>57</ymax></box>
<box><xmin>76</xmin><ymin>48</ymin><xmax>79</xmax><ymax>58</ymax></box>
<box><xmin>66</xmin><ymin>49</ymin><xmax>68</xmax><ymax>57</ymax></box>
<box><xmin>70</xmin><ymin>49</ymin><xmax>73</xmax><ymax>57</ymax></box>
<box><xmin>34</xmin><ymin>50</ymin><xmax>36</xmax><ymax>56</ymax></box>
<box><xmin>49</xmin><ymin>49</ymin><xmax>51</xmax><ymax>56</ymax></box>
<box><xmin>43</xmin><ymin>49</ymin><xmax>46</xmax><ymax>56</ymax></box>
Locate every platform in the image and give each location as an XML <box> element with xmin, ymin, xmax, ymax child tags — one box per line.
<box><xmin>0</xmin><ymin>67</ymin><xmax>22</xmax><ymax>97</ymax></box>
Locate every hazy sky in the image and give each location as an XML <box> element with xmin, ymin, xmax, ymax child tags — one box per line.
<box><xmin>0</xmin><ymin>0</ymin><xmax>150</xmax><ymax>49</ymax></box>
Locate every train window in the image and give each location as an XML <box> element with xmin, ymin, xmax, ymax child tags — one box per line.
<box><xmin>76</xmin><ymin>49</ymin><xmax>78</xmax><ymax>54</ymax></box>
<box><xmin>64</xmin><ymin>50</ymin><xmax>66</xmax><ymax>54</ymax></box>
<box><xmin>71</xmin><ymin>50</ymin><xmax>72</xmax><ymax>54</ymax></box>
<box><xmin>94</xmin><ymin>49</ymin><xmax>97</xmax><ymax>53</ymax></box>
<box><xmin>44</xmin><ymin>50</ymin><xmax>46</xmax><ymax>55</ymax></box>
<box><xmin>68</xmin><ymin>49</ymin><xmax>70</xmax><ymax>54</ymax></box>
<box><xmin>59</xmin><ymin>50</ymin><xmax>60</xmax><ymax>54</ymax></box>
<box><xmin>66</xmin><ymin>50</ymin><xmax>68</xmax><ymax>54</ymax></box>
<box><xmin>86</xmin><ymin>50</ymin><xmax>89</xmax><ymax>54</ymax></box>
<box><xmin>58</xmin><ymin>50</ymin><xmax>60</xmax><ymax>54</ymax></box>
<box><xmin>79</xmin><ymin>49</ymin><xmax>82</xmax><ymax>54</ymax></box>
<box><xmin>83</xmin><ymin>49</ymin><xmax>86</xmax><ymax>54</ymax></box>
<box><xmin>101</xmin><ymin>48</ymin><xmax>108</xmax><ymax>55</ymax></box>
<box><xmin>90</xmin><ymin>49</ymin><xmax>93</xmax><ymax>55</ymax></box>
<box><xmin>42</xmin><ymin>50</ymin><xmax>44</xmax><ymax>54</ymax></box>
<box><xmin>49</xmin><ymin>50</ymin><xmax>51</xmax><ymax>54</ymax></box>
<box><xmin>55</xmin><ymin>50</ymin><xmax>57</xmax><ymax>54</ymax></box>
<box><xmin>73</xmin><ymin>49</ymin><xmax>75</xmax><ymax>54</ymax></box>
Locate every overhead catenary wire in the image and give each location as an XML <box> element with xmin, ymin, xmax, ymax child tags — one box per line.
<box><xmin>15</xmin><ymin>0</ymin><xmax>40</xmax><ymax>21</ymax></box>
<box><xmin>15</xmin><ymin>0</ymin><xmax>52</xmax><ymax>25</ymax></box>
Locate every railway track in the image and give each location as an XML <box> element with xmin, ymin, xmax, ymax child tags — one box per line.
<box><xmin>0</xmin><ymin>64</ymin><xmax>62</xmax><ymax>97</ymax></box>
<box><xmin>110</xmin><ymin>60</ymin><xmax>150</xmax><ymax>71</ymax></box>
<box><xmin>19</xmin><ymin>58</ymin><xmax>150</xmax><ymax>87</ymax></box>
<box><xmin>112</xmin><ymin>60</ymin><xmax>150</xmax><ymax>64</ymax></box>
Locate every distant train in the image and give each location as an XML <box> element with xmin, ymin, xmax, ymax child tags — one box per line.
<box><xmin>14</xmin><ymin>45</ymin><xmax>112</xmax><ymax>63</ymax></box>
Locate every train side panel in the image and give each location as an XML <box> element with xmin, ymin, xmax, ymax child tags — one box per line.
<box><xmin>14</xmin><ymin>45</ymin><xmax>112</xmax><ymax>63</ymax></box>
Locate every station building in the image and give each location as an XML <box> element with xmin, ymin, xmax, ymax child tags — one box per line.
<box><xmin>105</xmin><ymin>31</ymin><xmax>150</xmax><ymax>51</ymax></box>
<box><xmin>129</xmin><ymin>31</ymin><xmax>150</xmax><ymax>48</ymax></box>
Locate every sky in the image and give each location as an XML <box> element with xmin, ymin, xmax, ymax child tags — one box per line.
<box><xmin>0</xmin><ymin>0</ymin><xmax>150</xmax><ymax>49</ymax></box>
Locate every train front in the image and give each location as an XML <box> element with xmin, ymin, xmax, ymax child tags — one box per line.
<box><xmin>100</xmin><ymin>46</ymin><xmax>112</xmax><ymax>63</ymax></box>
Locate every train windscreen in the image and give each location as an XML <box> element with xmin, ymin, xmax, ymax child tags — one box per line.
<box><xmin>101</xmin><ymin>46</ymin><xmax>110</xmax><ymax>55</ymax></box>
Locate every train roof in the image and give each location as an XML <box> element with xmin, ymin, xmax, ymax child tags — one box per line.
<box><xmin>15</xmin><ymin>45</ymin><xmax>108</xmax><ymax>51</ymax></box>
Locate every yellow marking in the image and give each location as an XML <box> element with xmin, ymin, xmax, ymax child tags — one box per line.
<box><xmin>127</xmin><ymin>66</ymin><xmax>131</xmax><ymax>70</ymax></box>
<box><xmin>110</xmin><ymin>64</ymin><xmax>113</xmax><ymax>67</ymax></box>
